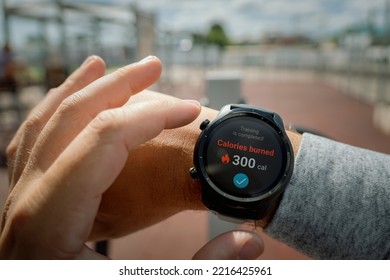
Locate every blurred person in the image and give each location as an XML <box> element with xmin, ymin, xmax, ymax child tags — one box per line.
<box><xmin>0</xmin><ymin>55</ymin><xmax>389</xmax><ymax>260</ymax></box>
<box><xmin>0</xmin><ymin>43</ymin><xmax>18</xmax><ymax>92</ymax></box>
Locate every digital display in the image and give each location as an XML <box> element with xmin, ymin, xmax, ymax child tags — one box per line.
<box><xmin>203</xmin><ymin>115</ymin><xmax>287</xmax><ymax>199</ymax></box>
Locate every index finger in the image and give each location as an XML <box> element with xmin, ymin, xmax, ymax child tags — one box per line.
<box><xmin>7</xmin><ymin>56</ymin><xmax>106</xmax><ymax>187</ymax></box>
<box><xmin>25</xmin><ymin>56</ymin><xmax>162</xmax><ymax>175</ymax></box>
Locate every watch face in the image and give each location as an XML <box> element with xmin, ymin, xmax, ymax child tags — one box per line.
<box><xmin>199</xmin><ymin>113</ymin><xmax>291</xmax><ymax>201</ymax></box>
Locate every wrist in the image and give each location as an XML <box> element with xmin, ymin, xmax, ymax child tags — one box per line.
<box><xmin>95</xmin><ymin>91</ymin><xmax>303</xmax><ymax>238</ymax></box>
<box><xmin>188</xmin><ymin>105</ymin><xmax>302</xmax><ymax>228</ymax></box>
<box><xmin>286</xmin><ymin>130</ymin><xmax>302</xmax><ymax>158</ymax></box>
<box><xmin>169</xmin><ymin>108</ymin><xmax>302</xmax><ymax>214</ymax></box>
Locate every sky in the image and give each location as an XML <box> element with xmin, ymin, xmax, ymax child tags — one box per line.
<box><xmin>1</xmin><ymin>0</ymin><xmax>389</xmax><ymax>46</ymax></box>
<box><xmin>122</xmin><ymin>0</ymin><xmax>389</xmax><ymax>39</ymax></box>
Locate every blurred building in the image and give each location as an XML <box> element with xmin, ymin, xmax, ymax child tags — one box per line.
<box><xmin>1</xmin><ymin>0</ymin><xmax>156</xmax><ymax>78</ymax></box>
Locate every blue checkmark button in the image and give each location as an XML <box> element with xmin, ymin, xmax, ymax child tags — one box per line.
<box><xmin>233</xmin><ymin>173</ymin><xmax>249</xmax><ymax>189</ymax></box>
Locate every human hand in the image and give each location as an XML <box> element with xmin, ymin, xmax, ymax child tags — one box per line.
<box><xmin>0</xmin><ymin>56</ymin><xmax>201</xmax><ymax>259</ymax></box>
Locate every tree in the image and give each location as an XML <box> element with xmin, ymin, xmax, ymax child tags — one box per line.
<box><xmin>206</xmin><ymin>23</ymin><xmax>230</xmax><ymax>49</ymax></box>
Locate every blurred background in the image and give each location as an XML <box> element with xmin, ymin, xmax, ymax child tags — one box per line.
<box><xmin>0</xmin><ymin>0</ymin><xmax>389</xmax><ymax>259</ymax></box>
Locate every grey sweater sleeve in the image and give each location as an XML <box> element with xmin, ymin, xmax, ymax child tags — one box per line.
<box><xmin>265</xmin><ymin>133</ymin><xmax>390</xmax><ymax>259</ymax></box>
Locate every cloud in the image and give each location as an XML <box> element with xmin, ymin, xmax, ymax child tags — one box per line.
<box><xmin>132</xmin><ymin>0</ymin><xmax>388</xmax><ymax>39</ymax></box>
<box><xmin>2</xmin><ymin>0</ymin><xmax>388</xmax><ymax>46</ymax></box>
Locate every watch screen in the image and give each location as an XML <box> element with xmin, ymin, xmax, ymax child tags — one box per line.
<box><xmin>204</xmin><ymin>115</ymin><xmax>286</xmax><ymax>198</ymax></box>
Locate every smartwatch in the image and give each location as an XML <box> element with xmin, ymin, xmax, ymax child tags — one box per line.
<box><xmin>190</xmin><ymin>104</ymin><xmax>294</xmax><ymax>221</ymax></box>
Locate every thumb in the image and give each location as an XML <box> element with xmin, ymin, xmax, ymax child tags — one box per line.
<box><xmin>192</xmin><ymin>230</ymin><xmax>264</xmax><ymax>260</ymax></box>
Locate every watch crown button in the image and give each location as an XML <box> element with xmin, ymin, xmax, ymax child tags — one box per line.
<box><xmin>189</xmin><ymin>167</ymin><xmax>198</xmax><ymax>179</ymax></box>
<box><xmin>199</xmin><ymin>119</ymin><xmax>210</xmax><ymax>130</ymax></box>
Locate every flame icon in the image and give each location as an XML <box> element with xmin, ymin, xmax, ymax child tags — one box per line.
<box><xmin>221</xmin><ymin>153</ymin><xmax>230</xmax><ymax>164</ymax></box>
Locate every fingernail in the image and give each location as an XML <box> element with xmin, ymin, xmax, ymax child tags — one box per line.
<box><xmin>238</xmin><ymin>238</ymin><xmax>263</xmax><ymax>260</ymax></box>
<box><xmin>81</xmin><ymin>55</ymin><xmax>97</xmax><ymax>67</ymax></box>
<box><xmin>183</xmin><ymin>99</ymin><xmax>201</xmax><ymax>108</ymax></box>
<box><xmin>137</xmin><ymin>55</ymin><xmax>157</xmax><ymax>65</ymax></box>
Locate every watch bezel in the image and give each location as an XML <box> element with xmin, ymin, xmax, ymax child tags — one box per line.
<box><xmin>193</xmin><ymin>107</ymin><xmax>294</xmax><ymax>203</ymax></box>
